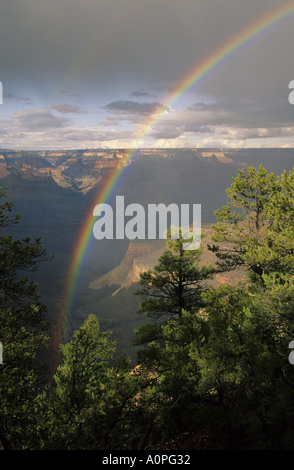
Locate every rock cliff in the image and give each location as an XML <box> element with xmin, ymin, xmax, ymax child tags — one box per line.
<box><xmin>0</xmin><ymin>148</ymin><xmax>241</xmax><ymax>195</ymax></box>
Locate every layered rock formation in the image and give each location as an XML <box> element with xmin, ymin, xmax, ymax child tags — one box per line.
<box><xmin>0</xmin><ymin>149</ymin><xmax>130</xmax><ymax>194</ymax></box>
<box><xmin>0</xmin><ymin>148</ymin><xmax>244</xmax><ymax>195</ymax></box>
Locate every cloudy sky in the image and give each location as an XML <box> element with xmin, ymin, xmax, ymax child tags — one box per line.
<box><xmin>0</xmin><ymin>0</ymin><xmax>294</xmax><ymax>150</ymax></box>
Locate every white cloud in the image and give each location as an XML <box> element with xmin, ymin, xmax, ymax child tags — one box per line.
<box><xmin>6</xmin><ymin>108</ymin><xmax>71</xmax><ymax>132</ymax></box>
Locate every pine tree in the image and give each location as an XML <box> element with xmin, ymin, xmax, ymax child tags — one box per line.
<box><xmin>208</xmin><ymin>165</ymin><xmax>279</xmax><ymax>280</ymax></box>
<box><xmin>36</xmin><ymin>315</ymin><xmax>147</xmax><ymax>450</ymax></box>
<box><xmin>133</xmin><ymin>229</ymin><xmax>214</xmax><ymax>363</ymax></box>
<box><xmin>0</xmin><ymin>187</ymin><xmax>51</xmax><ymax>449</ymax></box>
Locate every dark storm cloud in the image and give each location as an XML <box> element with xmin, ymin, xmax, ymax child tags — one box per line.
<box><xmin>0</xmin><ymin>0</ymin><xmax>293</xmax><ymax>148</ymax></box>
<box><xmin>104</xmin><ymin>100</ymin><xmax>163</xmax><ymax>117</ymax></box>
<box><xmin>130</xmin><ymin>91</ymin><xmax>155</xmax><ymax>98</ymax></box>
<box><xmin>188</xmin><ymin>99</ymin><xmax>294</xmax><ymax>129</ymax></box>
<box><xmin>100</xmin><ymin>100</ymin><xmax>165</xmax><ymax>130</ymax></box>
<box><xmin>150</xmin><ymin>124</ymin><xmax>214</xmax><ymax>140</ymax></box>
<box><xmin>0</xmin><ymin>0</ymin><xmax>289</xmax><ymax>95</ymax></box>
<box><xmin>5</xmin><ymin>108</ymin><xmax>70</xmax><ymax>132</ymax></box>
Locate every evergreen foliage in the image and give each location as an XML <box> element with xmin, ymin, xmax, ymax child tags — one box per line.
<box><xmin>2</xmin><ymin>164</ymin><xmax>294</xmax><ymax>450</ymax></box>
<box><xmin>0</xmin><ymin>187</ymin><xmax>50</xmax><ymax>449</ymax></box>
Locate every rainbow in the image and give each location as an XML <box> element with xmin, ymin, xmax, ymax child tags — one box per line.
<box><xmin>62</xmin><ymin>1</ymin><xmax>294</xmax><ymax>333</ymax></box>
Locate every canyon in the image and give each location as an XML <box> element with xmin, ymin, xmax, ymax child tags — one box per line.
<box><xmin>0</xmin><ymin>147</ymin><xmax>257</xmax><ymax>194</ymax></box>
<box><xmin>1</xmin><ymin>147</ymin><xmax>294</xmax><ymax>361</ymax></box>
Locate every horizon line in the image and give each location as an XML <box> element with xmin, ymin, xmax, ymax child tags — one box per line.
<box><xmin>1</xmin><ymin>146</ymin><xmax>294</xmax><ymax>152</ymax></box>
